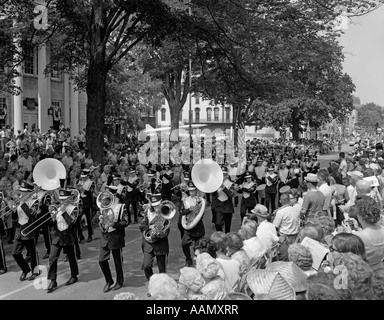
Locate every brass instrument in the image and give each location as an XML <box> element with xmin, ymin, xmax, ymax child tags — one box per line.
<box><xmin>0</xmin><ymin>186</ymin><xmax>42</xmax><ymax>219</ymax></box>
<box><xmin>191</xmin><ymin>159</ymin><xmax>224</xmax><ymax>193</ymax></box>
<box><xmin>143</xmin><ymin>200</ymin><xmax>176</xmax><ymax>243</ymax></box>
<box><xmin>21</xmin><ymin>189</ymin><xmax>80</xmax><ymax>237</ymax></box>
<box><xmin>181</xmin><ymin>196</ymin><xmax>206</xmax><ymax>230</ymax></box>
<box><xmin>97</xmin><ymin>190</ymin><xmax>118</xmax><ymax>233</ymax></box>
<box><xmin>19</xmin><ymin>158</ymin><xmax>69</xmax><ymax>236</ymax></box>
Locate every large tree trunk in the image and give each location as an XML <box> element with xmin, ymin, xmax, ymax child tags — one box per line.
<box><xmin>292</xmin><ymin>119</ymin><xmax>300</xmax><ymax>141</ymax></box>
<box><xmin>86</xmin><ymin>62</ymin><xmax>107</xmax><ymax>165</ymax></box>
<box><xmin>86</xmin><ymin>1</ymin><xmax>108</xmax><ymax>166</ymax></box>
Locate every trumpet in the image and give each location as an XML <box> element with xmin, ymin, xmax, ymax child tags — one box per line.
<box><xmin>21</xmin><ymin>189</ymin><xmax>80</xmax><ymax>237</ymax></box>
<box><xmin>0</xmin><ymin>186</ymin><xmax>42</xmax><ymax>219</ymax></box>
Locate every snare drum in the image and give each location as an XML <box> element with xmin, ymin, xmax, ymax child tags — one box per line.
<box><xmin>256</xmin><ymin>184</ymin><xmax>266</xmax><ymax>199</ymax></box>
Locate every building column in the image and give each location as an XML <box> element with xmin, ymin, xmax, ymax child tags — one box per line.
<box><xmin>63</xmin><ymin>74</ymin><xmax>70</xmax><ymax>128</ymax></box>
<box><xmin>38</xmin><ymin>44</ymin><xmax>51</xmax><ymax>133</ymax></box>
<box><xmin>70</xmin><ymin>80</ymin><xmax>79</xmax><ymax>138</ymax></box>
<box><xmin>13</xmin><ymin>20</ymin><xmax>23</xmax><ymax>136</ymax></box>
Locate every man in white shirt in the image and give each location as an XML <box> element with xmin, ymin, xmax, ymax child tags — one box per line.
<box><xmin>252</xmin><ymin>204</ymin><xmax>278</xmax><ymax>250</ymax></box>
<box><xmin>338</xmin><ymin>152</ymin><xmax>348</xmax><ymax>178</ymax></box>
<box><xmin>340</xmin><ymin>171</ymin><xmax>363</xmax><ymax>213</ymax></box>
<box><xmin>273</xmin><ymin>194</ymin><xmax>300</xmax><ymax>245</ymax></box>
<box><xmin>61</xmin><ymin>149</ymin><xmax>74</xmax><ymax>172</ymax></box>
<box><xmin>17</xmin><ymin>150</ymin><xmax>33</xmax><ymax>174</ymax></box>
<box><xmin>317</xmin><ymin>169</ymin><xmax>333</xmax><ymax>217</ymax></box>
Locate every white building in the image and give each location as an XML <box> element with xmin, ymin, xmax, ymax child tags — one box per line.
<box><xmin>157</xmin><ymin>94</ymin><xmax>234</xmax><ymax>137</ymax></box>
<box><xmin>0</xmin><ymin>44</ymin><xmax>87</xmax><ymax>136</ymax></box>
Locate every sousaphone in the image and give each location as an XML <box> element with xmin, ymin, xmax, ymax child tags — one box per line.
<box><xmin>191</xmin><ymin>159</ymin><xmax>223</xmax><ymax>193</ymax></box>
<box><xmin>33</xmin><ymin>158</ymin><xmax>66</xmax><ymax>191</ymax></box>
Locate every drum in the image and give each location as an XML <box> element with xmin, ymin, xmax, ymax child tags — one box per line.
<box><xmin>279</xmin><ymin>185</ymin><xmax>291</xmax><ymax>194</ymax></box>
<box><xmin>256</xmin><ymin>184</ymin><xmax>266</xmax><ymax>199</ymax></box>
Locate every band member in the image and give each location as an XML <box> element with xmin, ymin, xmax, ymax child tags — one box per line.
<box><xmin>98</xmin><ymin>185</ymin><xmax>128</xmax><ymax>293</ymax></box>
<box><xmin>78</xmin><ymin>169</ymin><xmax>94</xmax><ymax>242</ymax></box>
<box><xmin>277</xmin><ymin>162</ymin><xmax>290</xmax><ymax>205</ymax></box>
<box><xmin>161</xmin><ymin>171</ymin><xmax>173</xmax><ymax>202</ymax></box>
<box><xmin>181</xmin><ymin>181</ymin><xmax>205</xmax><ymax>267</ymax></box>
<box><xmin>238</xmin><ymin>172</ymin><xmax>257</xmax><ymax>223</ymax></box>
<box><xmin>125</xmin><ymin>168</ymin><xmax>140</xmax><ymax>224</ymax></box>
<box><xmin>265</xmin><ymin>166</ymin><xmax>278</xmax><ymax>213</ymax></box>
<box><xmin>214</xmin><ymin>168</ymin><xmax>234</xmax><ymax>233</ymax></box>
<box><xmin>36</xmin><ymin>192</ymin><xmax>52</xmax><ymax>259</ymax></box>
<box><xmin>176</xmin><ymin>172</ymin><xmax>190</xmax><ymax>240</ymax></box>
<box><xmin>254</xmin><ymin>158</ymin><xmax>266</xmax><ymax>203</ymax></box>
<box><xmin>139</xmin><ymin>193</ymin><xmax>169</xmax><ymax>281</ymax></box>
<box><xmin>46</xmin><ymin>189</ymin><xmax>79</xmax><ymax>293</ymax></box>
<box><xmin>11</xmin><ymin>181</ymin><xmax>40</xmax><ymax>281</ymax></box>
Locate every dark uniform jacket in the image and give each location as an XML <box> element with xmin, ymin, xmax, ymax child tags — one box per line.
<box><xmin>215</xmin><ymin>187</ymin><xmax>234</xmax><ymax>214</ymax></box>
<box><xmin>13</xmin><ymin>203</ymin><xmax>37</xmax><ymax>240</ymax></box>
<box><xmin>50</xmin><ymin>210</ymin><xmax>77</xmax><ymax>246</ymax></box>
<box><xmin>239</xmin><ymin>194</ymin><xmax>257</xmax><ymax>217</ymax></box>
<box><xmin>124</xmin><ymin>177</ymin><xmax>139</xmax><ymax>201</ymax></box>
<box><xmin>99</xmin><ymin>204</ymin><xmax>128</xmax><ymax>250</ymax></box>
<box><xmin>161</xmin><ymin>181</ymin><xmax>173</xmax><ymax>201</ymax></box>
<box><xmin>180</xmin><ymin>199</ymin><xmax>205</xmax><ymax>238</ymax></box>
<box><xmin>139</xmin><ymin>209</ymin><xmax>169</xmax><ymax>255</ymax></box>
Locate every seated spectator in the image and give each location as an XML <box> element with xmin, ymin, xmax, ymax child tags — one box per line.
<box><xmin>353</xmin><ymin>195</ymin><xmax>384</xmax><ymax>271</ymax></box>
<box><xmin>210</xmin><ymin>231</ymin><xmax>240</xmax><ymax>291</ymax></box>
<box><xmin>330</xmin><ymin>233</ymin><xmax>367</xmax><ymax>261</ymax></box>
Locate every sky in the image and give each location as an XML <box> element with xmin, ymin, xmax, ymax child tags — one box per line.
<box><xmin>338</xmin><ymin>5</ymin><xmax>384</xmax><ymax>107</ymax></box>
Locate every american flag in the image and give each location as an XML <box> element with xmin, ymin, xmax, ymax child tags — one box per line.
<box><xmin>237</xmin><ymin>120</ymin><xmax>246</xmax><ymax>174</ymax></box>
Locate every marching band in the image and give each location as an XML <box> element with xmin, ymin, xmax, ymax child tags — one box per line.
<box><xmin>0</xmin><ymin>143</ymin><xmax>328</xmax><ymax>296</ymax></box>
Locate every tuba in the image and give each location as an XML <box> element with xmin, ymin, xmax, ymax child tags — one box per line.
<box><xmin>20</xmin><ymin>159</ymin><xmax>68</xmax><ymax>237</ymax></box>
<box><xmin>181</xmin><ymin>196</ymin><xmax>206</xmax><ymax>230</ymax></box>
<box><xmin>144</xmin><ymin>200</ymin><xmax>176</xmax><ymax>243</ymax></box>
<box><xmin>191</xmin><ymin>159</ymin><xmax>223</xmax><ymax>193</ymax></box>
<box><xmin>96</xmin><ymin>190</ymin><xmax>118</xmax><ymax>233</ymax></box>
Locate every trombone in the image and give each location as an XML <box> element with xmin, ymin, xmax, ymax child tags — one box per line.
<box><xmin>0</xmin><ymin>186</ymin><xmax>42</xmax><ymax>219</ymax></box>
<box><xmin>21</xmin><ymin>189</ymin><xmax>80</xmax><ymax>237</ymax></box>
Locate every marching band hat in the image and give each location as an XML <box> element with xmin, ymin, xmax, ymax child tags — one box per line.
<box><xmin>147</xmin><ymin>169</ymin><xmax>156</xmax><ymax>177</ymax></box>
<box><xmin>59</xmin><ymin>189</ymin><xmax>72</xmax><ymax>200</ymax></box>
<box><xmin>256</xmin><ymin>158</ymin><xmax>262</xmax><ymax>163</ymax></box>
<box><xmin>20</xmin><ymin>181</ymin><xmax>34</xmax><ymax>192</ymax></box>
<box><xmin>149</xmin><ymin>193</ymin><xmax>162</xmax><ymax>206</ymax></box>
<box><xmin>222</xmin><ymin>167</ymin><xmax>228</xmax><ymax>174</ymax></box>
<box><xmin>113</xmin><ymin>173</ymin><xmax>122</xmax><ymax>180</ymax></box>
<box><xmin>80</xmin><ymin>169</ymin><xmax>90</xmax><ymax>178</ymax></box>
<box><xmin>268</xmin><ymin>166</ymin><xmax>275</xmax><ymax>171</ymax></box>
<box><xmin>106</xmin><ymin>185</ymin><xmax>118</xmax><ymax>194</ymax></box>
<box><xmin>129</xmin><ymin>168</ymin><xmax>136</xmax><ymax>174</ymax></box>
<box><xmin>187</xmin><ymin>181</ymin><xmax>197</xmax><ymax>191</ymax></box>
<box><xmin>184</xmin><ymin>172</ymin><xmax>191</xmax><ymax>181</ymax></box>
<box><xmin>244</xmin><ymin>171</ymin><xmax>252</xmax><ymax>179</ymax></box>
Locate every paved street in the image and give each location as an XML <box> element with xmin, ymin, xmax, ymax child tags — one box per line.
<box><xmin>0</xmin><ymin>145</ymin><xmax>348</xmax><ymax>300</ymax></box>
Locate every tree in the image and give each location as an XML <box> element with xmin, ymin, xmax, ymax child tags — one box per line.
<box><xmin>357</xmin><ymin>102</ymin><xmax>384</xmax><ymax>129</ymax></box>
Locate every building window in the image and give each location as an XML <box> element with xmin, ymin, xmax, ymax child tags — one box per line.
<box><xmin>225</xmin><ymin>107</ymin><xmax>231</xmax><ymax>122</ymax></box>
<box><xmin>214</xmin><ymin>107</ymin><xmax>220</xmax><ymax>121</ymax></box>
<box><xmin>161</xmin><ymin>96</ymin><xmax>166</xmax><ymax>105</ymax></box>
<box><xmin>207</xmin><ymin>108</ymin><xmax>212</xmax><ymax>121</ymax></box>
<box><xmin>161</xmin><ymin>108</ymin><xmax>166</xmax><ymax>122</ymax></box>
<box><xmin>51</xmin><ymin>64</ymin><xmax>61</xmax><ymax>80</ymax></box>
<box><xmin>195</xmin><ymin>93</ymin><xmax>200</xmax><ymax>105</ymax></box>
<box><xmin>24</xmin><ymin>48</ymin><xmax>35</xmax><ymax>75</ymax></box>
<box><xmin>0</xmin><ymin>97</ymin><xmax>7</xmax><ymax>125</ymax></box>
<box><xmin>195</xmin><ymin>108</ymin><xmax>200</xmax><ymax>123</ymax></box>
